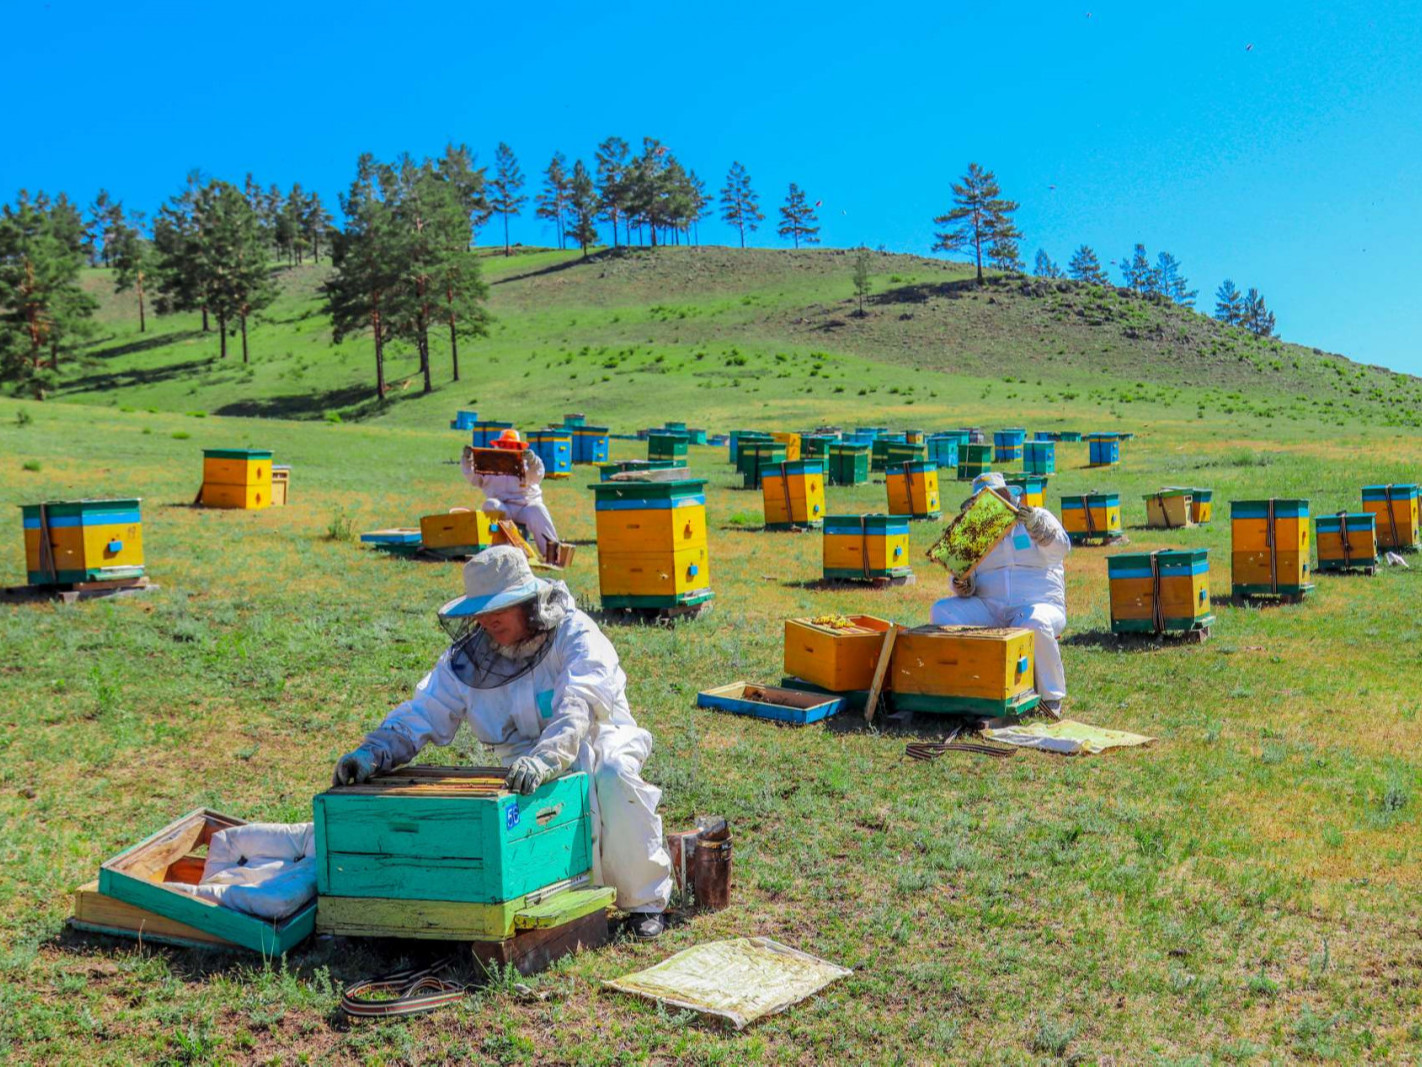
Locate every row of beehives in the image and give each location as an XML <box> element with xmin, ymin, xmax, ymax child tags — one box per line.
<box><xmin>17</xmin><ymin>448</ymin><xmax>292</xmax><ymax>590</ymax></box>
<box><xmin>456</xmin><ymin>411</ymin><xmax>611</xmax><ymax>474</ymax></box>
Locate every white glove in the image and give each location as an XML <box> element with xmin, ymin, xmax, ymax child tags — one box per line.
<box><xmin>951</xmin><ymin>572</ymin><xmax>976</xmax><ymax>598</ymax></box>
<box><xmin>332</xmin><ymin>747</ymin><xmax>378</xmax><ymax>787</ymax></box>
<box><xmin>1019</xmin><ymin>506</ymin><xmax>1053</xmax><ymax>543</ymax></box>
<box><xmin>482</xmin><ymin>497</ymin><xmax>504</xmax><ymax>515</ymax></box>
<box><xmin>505</xmin><ymin>754</ymin><xmax>556</xmax><ymax>795</ymax></box>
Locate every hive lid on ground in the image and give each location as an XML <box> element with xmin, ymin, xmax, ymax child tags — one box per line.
<box><xmin>925</xmin><ymin>489</ymin><xmax>1018</xmax><ymax>576</ymax></box>
<box><xmin>697</xmin><ymin>682</ymin><xmax>846</xmax><ymax>726</ymax></box>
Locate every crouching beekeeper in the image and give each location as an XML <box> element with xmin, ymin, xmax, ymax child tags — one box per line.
<box><xmin>333</xmin><ymin>546</ymin><xmax>674</xmax><ymax>939</ymax></box>
<box><xmin>930</xmin><ymin>472</ymin><xmax>1071</xmax><ymax>716</ymax></box>
<box><xmin>461</xmin><ymin>429</ymin><xmax>560</xmax><ymax>558</ymax></box>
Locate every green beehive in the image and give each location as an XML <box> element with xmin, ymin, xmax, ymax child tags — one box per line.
<box><xmin>800</xmin><ymin>435</ymin><xmax>833</xmax><ymax>462</ymax></box>
<box><xmin>828</xmin><ymin>443</ymin><xmax>870</xmax><ymax>486</ymax></box>
<box><xmin>648</xmin><ymin>432</ymin><xmax>689</xmax><ymax>463</ymax></box>
<box><xmin>738</xmin><ymin>441</ymin><xmax>787</xmax><ymax>488</ymax></box>
<box><xmin>871</xmin><ymin>438</ymin><xmax>926</xmax><ymax>472</ymax></box>
<box><xmin>956</xmin><ymin>443</ymin><xmax>993</xmax><ymax>481</ymax></box>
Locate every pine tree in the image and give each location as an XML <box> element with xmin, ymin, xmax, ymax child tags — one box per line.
<box><xmin>687</xmin><ymin>169</ymin><xmax>708</xmax><ymax>246</ymax></box>
<box><xmin>594</xmin><ymin>137</ymin><xmax>630</xmax><ymax>247</ymax></box>
<box><xmin>1213</xmin><ymin>279</ymin><xmax>1244</xmax><ymax>325</ymax></box>
<box><xmin>659</xmin><ymin>155</ymin><xmax>695</xmax><ymax>245</ymax></box>
<box><xmin>437</xmin><ymin>142</ymin><xmax>492</xmax><ymax>241</ymax></box>
<box><xmin>282</xmin><ymin>183</ymin><xmax>308</xmax><ymax>264</ymax></box>
<box><xmin>1119</xmin><ymin>243</ymin><xmax>1161</xmax><ymax>295</ymax></box>
<box><xmin>0</xmin><ymin>190</ymin><xmax>98</xmax><ymax>397</ymax></box>
<box><xmin>86</xmin><ymin>189</ymin><xmax>120</xmax><ymax>267</ymax></box>
<box><xmin>488</xmin><ymin>142</ymin><xmax>527</xmax><ymax>256</ymax></box>
<box><xmin>931</xmin><ymin>162</ymin><xmax>1021</xmax><ymax>284</ymax></box>
<box><xmin>777</xmin><ymin>183</ymin><xmax>821</xmax><ymax>249</ymax></box>
<box><xmin>535</xmin><ymin>152</ymin><xmax>570</xmax><ymax>250</ymax></box>
<box><xmin>303</xmin><ymin>191</ymin><xmax>332</xmax><ymax>262</ymax></box>
<box><xmin>111</xmin><ymin>209</ymin><xmax>153</xmax><ymax>333</ymax></box>
<box><xmin>719</xmin><ymin>161</ymin><xmax>763</xmax><ymax>249</ymax></box>
<box><xmin>1242</xmin><ymin>288</ymin><xmax>1277</xmax><ymax>338</ymax></box>
<box><xmin>565</xmin><ymin>159</ymin><xmax>599</xmax><ymax>257</ymax></box>
<box><xmin>1033</xmin><ymin>248</ymin><xmax>1062</xmax><ymax>278</ymax></box>
<box><xmin>1155</xmin><ymin>251</ymin><xmax>1196</xmax><ymax>306</ymax></box>
<box><xmin>1067</xmin><ymin>245</ymin><xmax>1109</xmax><ymax>285</ymax></box>
<box><xmin>852</xmin><ymin>247</ymin><xmax>873</xmax><ymax>316</ymax></box>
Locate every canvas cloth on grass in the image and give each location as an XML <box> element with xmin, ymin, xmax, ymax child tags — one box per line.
<box><xmin>604</xmin><ymin>937</ymin><xmax>850</xmax><ymax>1029</ymax></box>
<box><xmin>983</xmin><ymin>718</ymin><xmax>1154</xmax><ymax>755</ymax></box>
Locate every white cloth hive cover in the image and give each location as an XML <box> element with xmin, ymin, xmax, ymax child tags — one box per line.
<box><xmin>604</xmin><ymin>937</ymin><xmax>851</xmax><ymax>1029</ymax></box>
<box><xmin>164</xmin><ymin>822</ymin><xmax>317</xmax><ymax>921</ymax></box>
<box><xmin>983</xmin><ymin>718</ymin><xmax>1155</xmax><ymax>755</ymax></box>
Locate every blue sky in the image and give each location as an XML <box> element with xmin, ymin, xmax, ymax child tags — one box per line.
<box><xmin>6</xmin><ymin>1</ymin><xmax>1420</xmax><ymax>372</ymax></box>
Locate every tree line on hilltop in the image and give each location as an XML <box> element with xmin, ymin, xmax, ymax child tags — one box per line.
<box><xmin>0</xmin><ymin>145</ymin><xmax>1276</xmax><ymax>401</ymax></box>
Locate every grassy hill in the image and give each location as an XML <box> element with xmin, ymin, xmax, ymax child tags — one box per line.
<box><xmin>60</xmin><ymin>246</ymin><xmax>1422</xmax><ymax>436</ymax></box>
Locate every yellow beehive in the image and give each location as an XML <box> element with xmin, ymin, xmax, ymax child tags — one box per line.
<box><xmin>201</xmin><ymin>448</ymin><xmax>273</xmax><ymax>510</ymax></box>
<box><xmin>822</xmin><ymin>514</ymin><xmax>912</xmax><ymax>582</ymax></box>
<box><xmin>1144</xmin><ymin>489</ymin><xmax>1194</xmax><ymax>529</ymax></box>
<box><xmin>783</xmin><ymin>614</ymin><xmax>894</xmax><ymax>692</ymax></box>
<box><xmin>419</xmin><ymin>510</ymin><xmax>510</xmax><ymax>556</ymax></box>
<box><xmin>21</xmin><ymin>499</ymin><xmax>145</xmax><ymax>586</ymax></box>
<box><xmin>770</xmin><ymin>432</ymin><xmax>802</xmax><ymax>462</ymax></box>
<box><xmin>591</xmin><ymin>479</ymin><xmax>713</xmax><ymax>613</ymax></box>
<box><xmin>1315</xmin><ymin>512</ymin><xmax>1378</xmax><ymax>573</ymax></box>
<box><xmin>1060</xmin><ymin>492</ymin><xmax>1123</xmax><ymax>544</ymax></box>
<box><xmin>1107</xmin><ymin>549</ymin><xmax>1213</xmax><ymax>638</ymax></box>
<box><xmin>270</xmin><ymin>466</ymin><xmax>291</xmax><ymax>506</ymax></box>
<box><xmin>1362</xmin><ymin>484</ymin><xmax>1420</xmax><ymax>550</ymax></box>
<box><xmin>890</xmin><ymin>625</ymin><xmax>1039</xmax><ymax>716</ymax></box>
<box><xmin>1230</xmin><ymin>499</ymin><xmax>1313</xmax><ymax>599</ymax></box>
<box><xmin>761</xmin><ymin>461</ymin><xmax>825</xmax><ymax>529</ymax></box>
<box><xmin>885</xmin><ymin>461</ymin><xmax>941</xmax><ymax>520</ymax></box>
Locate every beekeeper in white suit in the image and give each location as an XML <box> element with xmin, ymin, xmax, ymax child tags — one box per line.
<box><xmin>460</xmin><ymin>429</ymin><xmax>560</xmax><ymax>558</ymax></box>
<box><xmin>333</xmin><ymin>546</ymin><xmax>673</xmax><ymax>939</ymax></box>
<box><xmin>930</xmin><ymin>472</ymin><xmax>1071</xmax><ymax>716</ymax></box>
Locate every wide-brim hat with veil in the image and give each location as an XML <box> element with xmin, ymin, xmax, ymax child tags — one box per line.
<box><xmin>438</xmin><ymin>546</ymin><xmax>548</xmax><ymax>636</ymax></box>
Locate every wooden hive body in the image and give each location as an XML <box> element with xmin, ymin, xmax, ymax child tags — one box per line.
<box><xmin>1144</xmin><ymin>489</ymin><xmax>1195</xmax><ymax>529</ymax></box>
<box><xmin>1315</xmin><ymin>512</ymin><xmax>1378</xmax><ymax>571</ymax></box>
<box><xmin>647</xmin><ymin>432</ymin><xmax>689</xmax><ymax>463</ymax></box>
<box><xmin>1230</xmin><ymin>499</ymin><xmax>1314</xmax><ymax>597</ymax></box>
<box><xmin>822</xmin><ymin>515</ymin><xmax>912</xmax><ymax>581</ymax></box>
<box><xmin>890</xmin><ymin>625</ymin><xmax>1039</xmax><ymax>716</ymax></box>
<box><xmin>871</xmin><ymin>438</ymin><xmax>925</xmax><ymax>472</ymax></box>
<box><xmin>1023</xmin><ymin>441</ymin><xmax>1056</xmax><ymax>476</ymax></box>
<box><xmin>591</xmin><ymin>479</ymin><xmax>712</xmax><ymax>610</ymax></box>
<box><xmin>451</xmin><ymin>409</ymin><xmax>479</xmax><ymax>430</ymax></box>
<box><xmin>728</xmin><ymin>430</ymin><xmax>771</xmax><ymax>465</ymax></box>
<box><xmin>993</xmin><ymin>429</ymin><xmax>1026</xmax><ymax>463</ymax></box>
<box><xmin>799</xmin><ymin>435</ymin><xmax>833</xmax><ymax>462</ymax></box>
<box><xmin>885</xmin><ymin>461</ymin><xmax>941</xmax><ymax>520</ymax></box>
<box><xmin>956</xmin><ymin>443</ymin><xmax>993</xmax><ymax>482</ymax></box>
<box><xmin>1166</xmin><ymin>486</ymin><xmax>1214</xmax><ymax>524</ymax></box>
<box><xmin>738</xmin><ymin>442</ymin><xmax>787</xmax><ymax>488</ymax></box>
<box><xmin>784</xmin><ymin>614</ymin><xmax>894</xmax><ymax>692</ymax></box>
<box><xmin>761</xmin><ymin>460</ymin><xmax>826</xmax><ymax>529</ymax></box>
<box><xmin>1362</xmin><ymin>484</ymin><xmax>1420</xmax><ymax>550</ymax></box>
<box><xmin>270</xmin><ymin>466</ymin><xmax>291</xmax><ymax>506</ymax></box>
<box><xmin>570</xmin><ymin>426</ymin><xmax>610</xmax><ymax>464</ymax></box>
<box><xmin>1060</xmin><ymin>492</ymin><xmax>1123</xmax><ymax>543</ymax></box>
<box><xmin>1004</xmin><ymin>476</ymin><xmax>1047</xmax><ymax>509</ymax></box>
<box><xmin>22</xmin><ymin>498</ymin><xmax>145</xmax><ymax>585</ymax></box>
<box><xmin>770</xmin><ymin>431</ymin><xmax>802</xmax><ymax>461</ymax></box>
<box><xmin>420</xmin><ymin>510</ymin><xmax>510</xmax><ymax>555</ymax></box>
<box><xmin>470</xmin><ymin>421</ymin><xmax>515</xmax><ymax>447</ymax></box>
<box><xmin>827</xmin><ymin>443</ymin><xmax>870</xmax><ymax>486</ymax></box>
<box><xmin>1107</xmin><ymin>549</ymin><xmax>1213</xmax><ymax>634</ymax></box>
<box><xmin>1087</xmin><ymin>434</ymin><xmax>1121</xmax><ymax>467</ymax></box>
<box><xmin>926</xmin><ymin>435</ymin><xmax>960</xmax><ymax>470</ymax></box>
<box><xmin>528</xmin><ymin>430</ymin><xmax>573</xmax><ymax>478</ymax></box>
<box><xmin>201</xmin><ymin>448</ymin><xmax>273</xmax><ymax>509</ymax></box>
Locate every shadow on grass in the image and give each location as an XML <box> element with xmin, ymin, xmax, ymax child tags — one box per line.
<box><xmin>868</xmin><ymin>277</ymin><xmax>985</xmax><ymax>306</ymax></box>
<box><xmin>490</xmin><ymin>248</ymin><xmax>612</xmax><ymax>286</ymax></box>
<box><xmin>214</xmin><ymin>385</ymin><xmax>385</xmax><ymax>420</ymax></box>
<box><xmin>86</xmin><ymin>329</ymin><xmax>205</xmax><ymax>360</ymax></box>
<box><xmin>57</xmin><ymin>357</ymin><xmax>214</xmax><ymax>394</ymax></box>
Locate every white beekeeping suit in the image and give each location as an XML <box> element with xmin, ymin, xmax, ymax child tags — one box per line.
<box><xmin>348</xmin><ymin>557</ymin><xmax>672</xmax><ymax>915</ymax></box>
<box><xmin>461</xmin><ymin>442</ymin><xmax>560</xmax><ymax>556</ymax></box>
<box><xmin>931</xmin><ymin>473</ymin><xmax>1071</xmax><ymax>707</ymax></box>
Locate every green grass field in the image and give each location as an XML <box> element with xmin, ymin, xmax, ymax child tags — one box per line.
<box><xmin>1</xmin><ymin>249</ymin><xmax>1420</xmax><ymax>1063</ymax></box>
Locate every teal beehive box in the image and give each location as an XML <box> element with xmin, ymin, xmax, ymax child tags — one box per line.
<box><xmin>1023</xmin><ymin>441</ymin><xmax>1056</xmax><ymax>476</ymax></box>
<box><xmin>528</xmin><ymin>430</ymin><xmax>573</xmax><ymax>477</ymax></box>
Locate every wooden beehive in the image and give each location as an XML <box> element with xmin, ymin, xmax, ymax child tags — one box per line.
<box><xmin>926</xmin><ymin>434</ymin><xmax>960</xmax><ymax>470</ymax></box>
<box><xmin>761</xmin><ymin>460</ymin><xmax>826</xmax><ymax>529</ymax></box>
<box><xmin>770</xmin><ymin>432</ymin><xmax>802</xmax><ymax>462</ymax></box>
<box><xmin>784</xmin><ymin>614</ymin><xmax>894</xmax><ymax>692</ymax></box>
<box><xmin>528</xmin><ymin>430</ymin><xmax>573</xmax><ymax>478</ymax></box>
<box><xmin>470</xmin><ymin>421</ymin><xmax>514</xmax><ymax>447</ymax></box>
<box><xmin>1144</xmin><ymin>489</ymin><xmax>1195</xmax><ymax>529</ymax></box>
<box><xmin>890</xmin><ymin>625</ymin><xmax>1039</xmax><ymax>717</ymax></box>
<box><xmin>799</xmin><ymin>434</ymin><xmax>833</xmax><ymax>462</ymax></box>
<box><xmin>201</xmin><ymin>448</ymin><xmax>273</xmax><ymax>509</ymax></box>
<box><xmin>92</xmin><ymin>808</ymin><xmax>315</xmax><ymax>954</ymax></box>
<box><xmin>1023</xmin><ymin>441</ymin><xmax>1056</xmax><ymax>476</ymax></box>
<box><xmin>314</xmin><ymin>768</ymin><xmax>596</xmax><ymax>941</ymax></box>
<box><xmin>1004</xmin><ymin>476</ymin><xmax>1047</xmax><ymax>509</ymax></box>
<box><xmin>647</xmin><ymin>432</ymin><xmax>689</xmax><ymax>463</ymax></box>
<box><xmin>419</xmin><ymin>509</ymin><xmax>509</xmax><ymax>557</ymax></box>
<box><xmin>591</xmin><ymin>478</ymin><xmax>712</xmax><ymax>611</ymax></box>
<box><xmin>828</xmin><ymin>443</ymin><xmax>870</xmax><ymax>486</ymax></box>
<box><xmin>885</xmin><ymin>460</ymin><xmax>941</xmax><ymax>520</ymax></box>
<box><xmin>270</xmin><ymin>466</ymin><xmax>291</xmax><ymax>506</ymax></box>
<box><xmin>871</xmin><ymin>438</ymin><xmax>924</xmax><ymax>472</ymax></box>
<box><xmin>993</xmin><ymin>429</ymin><xmax>1025</xmax><ymax>464</ymax></box>
<box><xmin>1362</xmin><ymin>484</ymin><xmax>1420</xmax><ymax>550</ymax></box>
<box><xmin>1087</xmin><ymin>434</ymin><xmax>1121</xmax><ymax>467</ymax></box>
<box><xmin>1165</xmin><ymin>486</ymin><xmax>1214</xmax><ymax>524</ymax></box>
<box><xmin>1231</xmin><ymin>499</ymin><xmax>1313</xmax><ymax>600</ymax></box>
<box><xmin>956</xmin><ymin>443</ymin><xmax>993</xmax><ymax>482</ymax></box>
<box><xmin>1315</xmin><ymin>512</ymin><xmax>1378</xmax><ymax>573</ymax></box>
<box><xmin>1060</xmin><ymin>492</ymin><xmax>1123</xmax><ymax>544</ymax></box>
<box><xmin>570</xmin><ymin>425</ymin><xmax>610</xmax><ymax>464</ymax></box>
<box><xmin>1107</xmin><ymin>549</ymin><xmax>1213</xmax><ymax>638</ymax></box>
<box><xmin>451</xmin><ymin>410</ymin><xmax>479</xmax><ymax>430</ymax></box>
<box><xmin>738</xmin><ymin>442</ymin><xmax>787</xmax><ymax>489</ymax></box>
<box><xmin>596</xmin><ymin>459</ymin><xmax>686</xmax><ymax>481</ymax></box>
<box><xmin>822</xmin><ymin>514</ymin><xmax>912</xmax><ymax>583</ymax></box>
<box><xmin>728</xmin><ymin>430</ymin><xmax>771</xmax><ymax>465</ymax></box>
<box><xmin>21</xmin><ymin>498</ymin><xmax>145</xmax><ymax>586</ymax></box>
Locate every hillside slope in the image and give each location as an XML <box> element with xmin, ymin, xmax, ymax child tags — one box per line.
<box><xmin>55</xmin><ymin>246</ymin><xmax>1422</xmax><ymax>433</ymax></box>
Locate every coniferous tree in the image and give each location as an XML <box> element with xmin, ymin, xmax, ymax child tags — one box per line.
<box><xmin>777</xmin><ymin>183</ymin><xmax>820</xmax><ymax>248</ymax></box>
<box><xmin>85</xmin><ymin>189</ymin><xmax>121</xmax><ymax>267</ymax></box>
<box><xmin>327</xmin><ymin>154</ymin><xmax>402</xmax><ymax>399</ymax></box>
<box><xmin>111</xmin><ymin>209</ymin><xmax>153</xmax><ymax>333</ymax></box>
<box><xmin>1242</xmin><ymin>288</ymin><xmax>1277</xmax><ymax>338</ymax></box>
<box><xmin>488</xmin><ymin>142</ymin><xmax>527</xmax><ymax>256</ymax></box>
<box><xmin>659</xmin><ymin>155</ymin><xmax>695</xmax><ymax>245</ymax></box>
<box><xmin>719</xmin><ymin>161</ymin><xmax>763</xmax><ymax>249</ymax></box>
<box><xmin>686</xmin><ymin>169</ymin><xmax>708</xmax><ymax>246</ymax></box>
<box><xmin>565</xmin><ymin>160</ymin><xmax>598</xmax><ymax>257</ymax></box>
<box><xmin>437</xmin><ymin>142</ymin><xmax>492</xmax><ymax>241</ymax></box>
<box><xmin>1067</xmin><ymin>244</ymin><xmax>1109</xmax><ymax>285</ymax></box>
<box><xmin>932</xmin><ymin>162</ymin><xmax>1021</xmax><ymax>284</ymax></box>
<box><xmin>536</xmin><ymin>152</ymin><xmax>570</xmax><ymax>250</ymax></box>
<box><xmin>152</xmin><ymin>171</ymin><xmax>209</xmax><ymax>329</ymax></box>
<box><xmin>0</xmin><ymin>190</ymin><xmax>98</xmax><ymax>397</ymax></box>
<box><xmin>1033</xmin><ymin>248</ymin><xmax>1063</xmax><ymax>278</ymax></box>
<box><xmin>1119</xmin><ymin>243</ymin><xmax>1161</xmax><ymax>295</ymax></box>
<box><xmin>852</xmin><ymin>247</ymin><xmax>873</xmax><ymax>316</ymax></box>
<box><xmin>1213</xmin><ymin>279</ymin><xmax>1244</xmax><ymax>325</ymax></box>
<box><xmin>1155</xmin><ymin>251</ymin><xmax>1196</xmax><ymax>306</ymax></box>
<box><xmin>303</xmin><ymin>191</ymin><xmax>332</xmax><ymax>263</ymax></box>
<box><xmin>282</xmin><ymin>183</ymin><xmax>308</xmax><ymax>264</ymax></box>
<box><xmin>594</xmin><ymin>136</ymin><xmax>630</xmax><ymax>247</ymax></box>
